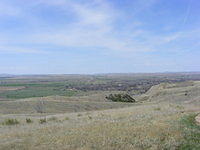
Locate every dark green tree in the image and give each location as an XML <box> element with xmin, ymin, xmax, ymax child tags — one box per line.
<box><xmin>106</xmin><ymin>94</ymin><xmax>135</xmax><ymax>103</ymax></box>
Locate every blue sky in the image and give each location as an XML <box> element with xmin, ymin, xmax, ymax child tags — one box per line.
<box><xmin>0</xmin><ymin>0</ymin><xmax>199</xmax><ymax>74</ymax></box>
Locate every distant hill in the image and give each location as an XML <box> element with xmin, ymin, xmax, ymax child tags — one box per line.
<box><xmin>0</xmin><ymin>74</ymin><xmax>16</xmax><ymax>78</ymax></box>
<box><xmin>140</xmin><ymin>81</ymin><xmax>200</xmax><ymax>104</ymax></box>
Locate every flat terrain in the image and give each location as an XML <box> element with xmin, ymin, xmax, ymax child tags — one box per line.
<box><xmin>0</xmin><ymin>86</ymin><xmax>25</xmax><ymax>92</ymax></box>
<box><xmin>0</xmin><ymin>73</ymin><xmax>200</xmax><ymax>150</ymax></box>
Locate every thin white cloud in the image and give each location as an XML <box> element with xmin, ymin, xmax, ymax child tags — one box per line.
<box><xmin>0</xmin><ymin>1</ymin><xmax>21</xmax><ymax>16</ymax></box>
<box><xmin>0</xmin><ymin>0</ymin><xmax>199</xmax><ymax>55</ymax></box>
<box><xmin>182</xmin><ymin>0</ymin><xmax>193</xmax><ymax>27</ymax></box>
<box><xmin>0</xmin><ymin>46</ymin><xmax>46</xmax><ymax>54</ymax></box>
<box><xmin>24</xmin><ymin>0</ymin><xmax>154</xmax><ymax>52</ymax></box>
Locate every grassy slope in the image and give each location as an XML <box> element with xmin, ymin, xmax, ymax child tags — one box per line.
<box><xmin>0</xmin><ymin>100</ymin><xmax>134</xmax><ymax>114</ymax></box>
<box><xmin>139</xmin><ymin>81</ymin><xmax>200</xmax><ymax>103</ymax></box>
<box><xmin>0</xmin><ymin>102</ymin><xmax>199</xmax><ymax>150</ymax></box>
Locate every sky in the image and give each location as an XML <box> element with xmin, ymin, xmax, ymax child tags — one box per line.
<box><xmin>0</xmin><ymin>0</ymin><xmax>199</xmax><ymax>74</ymax></box>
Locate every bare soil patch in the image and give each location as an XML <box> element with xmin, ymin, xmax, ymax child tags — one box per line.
<box><xmin>195</xmin><ymin>114</ymin><xmax>200</xmax><ymax>125</ymax></box>
<box><xmin>0</xmin><ymin>86</ymin><xmax>25</xmax><ymax>92</ymax></box>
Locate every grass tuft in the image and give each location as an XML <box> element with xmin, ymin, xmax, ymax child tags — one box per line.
<box><xmin>154</xmin><ymin>107</ymin><xmax>161</xmax><ymax>111</ymax></box>
<box><xmin>48</xmin><ymin>117</ymin><xmax>57</xmax><ymax>121</ymax></box>
<box><xmin>77</xmin><ymin>113</ymin><xmax>82</xmax><ymax>117</ymax></box>
<box><xmin>26</xmin><ymin>118</ymin><xmax>33</xmax><ymax>123</ymax></box>
<box><xmin>65</xmin><ymin>117</ymin><xmax>70</xmax><ymax>120</ymax></box>
<box><xmin>39</xmin><ymin>118</ymin><xmax>47</xmax><ymax>124</ymax></box>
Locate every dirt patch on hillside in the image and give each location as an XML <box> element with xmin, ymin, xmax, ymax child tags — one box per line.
<box><xmin>0</xmin><ymin>86</ymin><xmax>25</xmax><ymax>92</ymax></box>
<box><xmin>195</xmin><ymin>114</ymin><xmax>200</xmax><ymax>125</ymax></box>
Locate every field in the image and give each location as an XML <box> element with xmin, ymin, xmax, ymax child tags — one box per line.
<box><xmin>0</xmin><ymin>73</ymin><xmax>200</xmax><ymax>150</ymax></box>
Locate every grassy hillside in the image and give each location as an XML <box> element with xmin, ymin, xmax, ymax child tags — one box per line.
<box><xmin>0</xmin><ymin>76</ymin><xmax>200</xmax><ymax>149</ymax></box>
<box><xmin>139</xmin><ymin>81</ymin><xmax>200</xmax><ymax>104</ymax></box>
<box><xmin>0</xmin><ymin>102</ymin><xmax>199</xmax><ymax>150</ymax></box>
<box><xmin>0</xmin><ymin>100</ymin><xmax>134</xmax><ymax>114</ymax></box>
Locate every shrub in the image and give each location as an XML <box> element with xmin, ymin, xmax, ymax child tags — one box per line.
<box><xmin>77</xmin><ymin>114</ymin><xmax>82</xmax><ymax>117</ymax></box>
<box><xmin>106</xmin><ymin>94</ymin><xmax>136</xmax><ymax>103</ymax></box>
<box><xmin>48</xmin><ymin>117</ymin><xmax>57</xmax><ymax>121</ymax></box>
<box><xmin>154</xmin><ymin>107</ymin><xmax>161</xmax><ymax>111</ymax></box>
<box><xmin>39</xmin><ymin>118</ymin><xmax>47</xmax><ymax>124</ymax></box>
<box><xmin>2</xmin><ymin>118</ymin><xmax>19</xmax><ymax>125</ymax></box>
<box><xmin>26</xmin><ymin>118</ymin><xmax>33</xmax><ymax>123</ymax></box>
<box><xmin>65</xmin><ymin>117</ymin><xmax>70</xmax><ymax>120</ymax></box>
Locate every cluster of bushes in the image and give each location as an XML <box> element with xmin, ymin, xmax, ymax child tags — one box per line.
<box><xmin>106</xmin><ymin>94</ymin><xmax>136</xmax><ymax>103</ymax></box>
<box><xmin>1</xmin><ymin>116</ymin><xmax>67</xmax><ymax>126</ymax></box>
<box><xmin>1</xmin><ymin>118</ymin><xmax>48</xmax><ymax>125</ymax></box>
<box><xmin>1</xmin><ymin>118</ymin><xmax>34</xmax><ymax>125</ymax></box>
<box><xmin>65</xmin><ymin>81</ymin><xmax>154</xmax><ymax>93</ymax></box>
<box><xmin>2</xmin><ymin>119</ymin><xmax>19</xmax><ymax>125</ymax></box>
<box><xmin>64</xmin><ymin>75</ymin><xmax>197</xmax><ymax>93</ymax></box>
<box><xmin>39</xmin><ymin>118</ymin><xmax>47</xmax><ymax>124</ymax></box>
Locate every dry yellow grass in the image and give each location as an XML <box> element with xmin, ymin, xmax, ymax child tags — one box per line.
<box><xmin>139</xmin><ymin>81</ymin><xmax>200</xmax><ymax>104</ymax></box>
<box><xmin>0</xmin><ymin>101</ymin><xmax>195</xmax><ymax>150</ymax></box>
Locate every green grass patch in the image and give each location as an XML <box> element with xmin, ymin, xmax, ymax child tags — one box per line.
<box><xmin>0</xmin><ymin>87</ymin><xmax>78</xmax><ymax>99</ymax></box>
<box><xmin>179</xmin><ymin>114</ymin><xmax>200</xmax><ymax>150</ymax></box>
